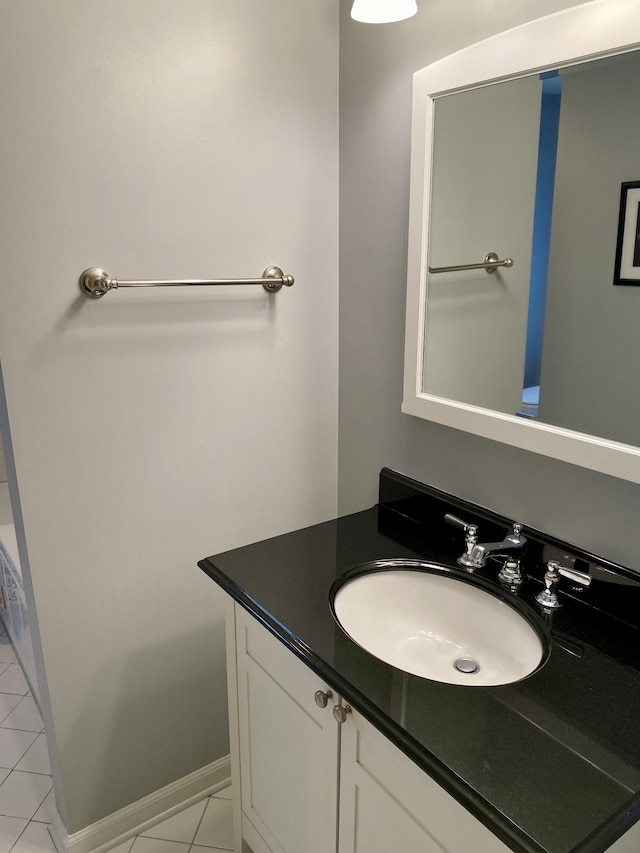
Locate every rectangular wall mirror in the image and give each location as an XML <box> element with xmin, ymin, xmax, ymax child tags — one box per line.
<box><xmin>402</xmin><ymin>0</ymin><xmax>640</xmax><ymax>483</ymax></box>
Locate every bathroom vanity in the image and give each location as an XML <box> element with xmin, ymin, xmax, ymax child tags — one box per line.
<box><xmin>196</xmin><ymin>3</ymin><xmax>640</xmax><ymax>849</ymax></box>
<box><xmin>199</xmin><ymin>468</ymin><xmax>640</xmax><ymax>853</ymax></box>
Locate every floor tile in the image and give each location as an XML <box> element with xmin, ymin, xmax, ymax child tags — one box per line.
<box><xmin>0</xmin><ymin>666</ymin><xmax>28</xmax><ymax>696</ymax></box>
<box><xmin>140</xmin><ymin>800</ymin><xmax>207</xmax><ymax>844</ymax></box>
<box><xmin>10</xmin><ymin>820</ymin><xmax>56</xmax><ymax>852</ymax></box>
<box><xmin>0</xmin><ymin>730</ymin><xmax>37</xmax><ymax>770</ymax></box>
<box><xmin>191</xmin><ymin>848</ymin><xmax>229</xmax><ymax>853</ymax></box>
<box><xmin>130</xmin><ymin>839</ymin><xmax>190</xmax><ymax>852</ymax></box>
<box><xmin>15</xmin><ymin>737</ymin><xmax>50</xmax><ymax>776</ymax></box>
<box><xmin>0</xmin><ymin>694</ymin><xmax>23</xmax><ymax>725</ymax></box>
<box><xmin>0</xmin><ymin>771</ymin><xmax>10</xmax><ymax>789</ymax></box>
<box><xmin>212</xmin><ymin>784</ymin><xmax>232</xmax><ymax>801</ymax></box>
<box><xmin>0</xmin><ymin>814</ymin><xmax>28</xmax><ymax>852</ymax></box>
<box><xmin>107</xmin><ymin>840</ymin><xmax>135</xmax><ymax>853</ymax></box>
<box><xmin>0</xmin><ymin>640</ymin><xmax>16</xmax><ymax>666</ymax></box>
<box><xmin>31</xmin><ymin>791</ymin><xmax>54</xmax><ymax>824</ymax></box>
<box><xmin>0</xmin><ymin>771</ymin><xmax>51</xmax><ymax>819</ymax></box>
<box><xmin>193</xmin><ymin>798</ymin><xmax>233</xmax><ymax>850</ymax></box>
<box><xmin>1</xmin><ymin>699</ymin><xmax>44</xmax><ymax>733</ymax></box>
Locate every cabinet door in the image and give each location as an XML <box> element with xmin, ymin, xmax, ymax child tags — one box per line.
<box><xmin>338</xmin><ymin>707</ymin><xmax>511</xmax><ymax>853</ymax></box>
<box><xmin>235</xmin><ymin>607</ymin><xmax>339</xmax><ymax>853</ymax></box>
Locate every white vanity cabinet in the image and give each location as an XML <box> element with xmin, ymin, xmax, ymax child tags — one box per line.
<box><xmin>229</xmin><ymin>601</ymin><xmax>338</xmax><ymax>853</ymax></box>
<box><xmin>338</xmin><ymin>702</ymin><xmax>509</xmax><ymax>853</ymax></box>
<box><xmin>226</xmin><ymin>601</ymin><xmax>511</xmax><ymax>853</ymax></box>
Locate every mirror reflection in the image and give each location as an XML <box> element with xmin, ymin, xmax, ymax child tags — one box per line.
<box><xmin>423</xmin><ymin>51</ymin><xmax>640</xmax><ymax>448</ymax></box>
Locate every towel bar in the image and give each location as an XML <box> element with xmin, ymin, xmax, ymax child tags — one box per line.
<box><xmin>79</xmin><ymin>266</ymin><xmax>294</xmax><ymax>298</ymax></box>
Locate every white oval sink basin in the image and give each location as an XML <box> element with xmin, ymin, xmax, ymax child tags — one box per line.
<box><xmin>331</xmin><ymin>565</ymin><xmax>546</xmax><ymax>686</ymax></box>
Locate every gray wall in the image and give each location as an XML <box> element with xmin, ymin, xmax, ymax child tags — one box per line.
<box><xmin>539</xmin><ymin>53</ymin><xmax>640</xmax><ymax>445</ymax></box>
<box><xmin>0</xmin><ymin>396</ymin><xmax>6</xmax><ymax>483</ymax></box>
<box><xmin>338</xmin><ymin>0</ymin><xmax>640</xmax><ymax>571</ymax></box>
<box><xmin>0</xmin><ymin>0</ymin><xmax>338</xmax><ymax>834</ymax></box>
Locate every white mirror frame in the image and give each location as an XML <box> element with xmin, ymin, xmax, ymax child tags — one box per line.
<box><xmin>403</xmin><ymin>0</ymin><xmax>640</xmax><ymax>483</ymax></box>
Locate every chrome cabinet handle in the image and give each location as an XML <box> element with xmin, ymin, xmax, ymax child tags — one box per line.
<box><xmin>333</xmin><ymin>704</ymin><xmax>352</xmax><ymax>724</ymax></box>
<box><xmin>314</xmin><ymin>690</ymin><xmax>333</xmax><ymax>709</ymax></box>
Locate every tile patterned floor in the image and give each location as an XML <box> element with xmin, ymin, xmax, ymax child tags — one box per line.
<box><xmin>112</xmin><ymin>786</ymin><xmax>234</xmax><ymax>852</ymax></box>
<box><xmin>0</xmin><ymin>630</ymin><xmax>54</xmax><ymax>853</ymax></box>
<box><xmin>0</xmin><ymin>629</ymin><xmax>234</xmax><ymax>852</ymax></box>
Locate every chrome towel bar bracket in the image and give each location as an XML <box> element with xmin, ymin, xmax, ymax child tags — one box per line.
<box><xmin>79</xmin><ymin>265</ymin><xmax>295</xmax><ymax>298</ymax></box>
<box><xmin>428</xmin><ymin>252</ymin><xmax>514</xmax><ymax>275</ymax></box>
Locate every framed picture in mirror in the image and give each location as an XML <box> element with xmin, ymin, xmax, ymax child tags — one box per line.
<box><xmin>614</xmin><ymin>180</ymin><xmax>640</xmax><ymax>285</ymax></box>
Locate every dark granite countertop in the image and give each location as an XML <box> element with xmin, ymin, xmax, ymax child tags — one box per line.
<box><xmin>198</xmin><ymin>469</ymin><xmax>640</xmax><ymax>853</ymax></box>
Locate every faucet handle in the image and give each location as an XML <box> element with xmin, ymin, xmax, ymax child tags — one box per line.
<box><xmin>555</xmin><ymin>561</ymin><xmax>591</xmax><ymax>587</ymax></box>
<box><xmin>444</xmin><ymin>513</ymin><xmax>476</xmax><ymax>536</ymax></box>
<box><xmin>444</xmin><ymin>514</ymin><xmax>479</xmax><ymax>569</ymax></box>
<box><xmin>535</xmin><ymin>560</ymin><xmax>591</xmax><ymax>610</ymax></box>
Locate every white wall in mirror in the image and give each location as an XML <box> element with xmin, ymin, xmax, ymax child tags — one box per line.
<box><xmin>425</xmin><ymin>76</ymin><xmax>540</xmax><ymax>413</ymax></box>
<box><xmin>402</xmin><ymin>0</ymin><xmax>640</xmax><ymax>484</ymax></box>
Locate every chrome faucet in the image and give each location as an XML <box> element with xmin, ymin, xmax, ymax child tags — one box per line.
<box><xmin>445</xmin><ymin>514</ymin><xmax>527</xmax><ymax>571</ymax></box>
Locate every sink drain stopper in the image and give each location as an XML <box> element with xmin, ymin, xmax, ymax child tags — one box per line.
<box><xmin>454</xmin><ymin>657</ymin><xmax>480</xmax><ymax>674</ymax></box>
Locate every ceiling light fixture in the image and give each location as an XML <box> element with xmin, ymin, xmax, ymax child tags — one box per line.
<box><xmin>350</xmin><ymin>0</ymin><xmax>417</xmax><ymax>24</ymax></box>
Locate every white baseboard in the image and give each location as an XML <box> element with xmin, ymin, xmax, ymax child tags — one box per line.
<box><xmin>50</xmin><ymin>755</ymin><xmax>231</xmax><ymax>853</ymax></box>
